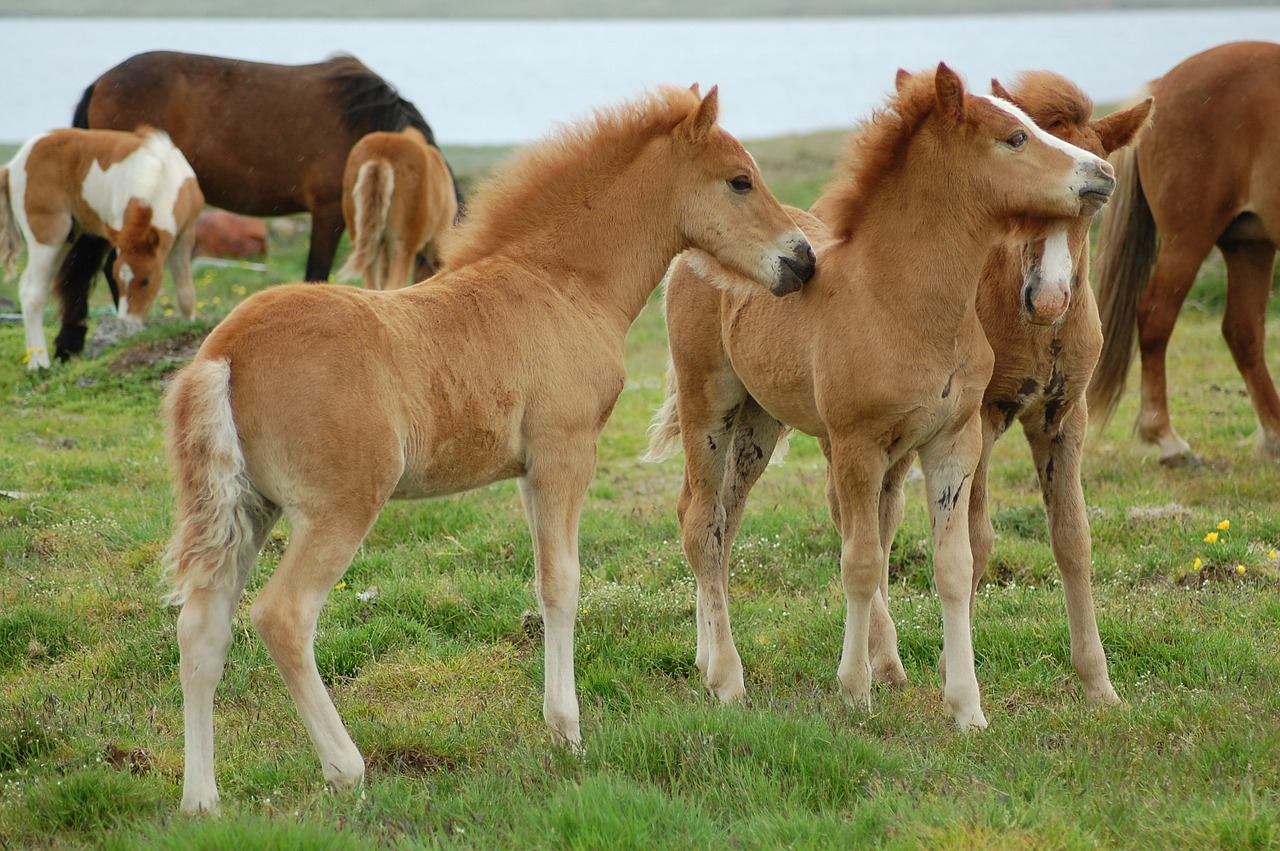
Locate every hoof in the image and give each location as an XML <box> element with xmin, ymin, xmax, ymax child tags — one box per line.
<box><xmin>1086</xmin><ymin>684</ymin><xmax>1122</xmax><ymax>707</ymax></box>
<box><xmin>1158</xmin><ymin>448</ymin><xmax>1200</xmax><ymax>468</ymax></box>
<box><xmin>179</xmin><ymin>796</ymin><xmax>221</xmax><ymax>818</ymax></box>
<box><xmin>873</xmin><ymin>659</ymin><xmax>909</xmax><ymax>687</ymax></box>
<box><xmin>954</xmin><ymin>709</ymin><xmax>989</xmax><ymax>731</ymax></box>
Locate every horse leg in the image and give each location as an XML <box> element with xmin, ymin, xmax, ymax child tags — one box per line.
<box><xmin>827</xmin><ymin>438</ymin><xmax>888</xmax><ymax>710</ymax></box>
<box><xmin>677</xmin><ymin>390</ymin><xmax>749</xmax><ymax>703</ymax></box>
<box><xmin>517</xmin><ymin>435</ymin><xmax>597</xmax><ymax>747</ymax></box>
<box><xmin>304</xmin><ymin>201</ymin><xmax>345</xmax><ymax>282</ymax></box>
<box><xmin>19</xmin><ymin>243</ymin><xmax>64</xmax><ymax>371</ymax></box>
<box><xmin>385</xmin><ymin>243</ymin><xmax>415</xmax><ymax>291</ymax></box>
<box><xmin>918</xmin><ymin>420</ymin><xmax>987</xmax><ymax>730</ymax></box>
<box><xmin>942</xmin><ymin>425</ymin><xmax>997</xmax><ymax>687</ymax></box>
<box><xmin>1024</xmin><ymin>406</ymin><xmax>1119</xmax><ymax>705</ymax></box>
<box><xmin>179</xmin><ymin>503</ymin><xmax>281</xmax><ymax>816</ymax></box>
<box><xmin>168</xmin><ymin>225</ymin><xmax>199</xmax><ymax>320</ymax></box>
<box><xmin>1219</xmin><ymin>239</ymin><xmax>1280</xmax><ymax>459</ymax></box>
<box><xmin>1135</xmin><ymin>238</ymin><xmax>1214</xmax><ymax>463</ymax></box>
<box><xmin>52</xmin><ymin>234</ymin><xmax>110</xmax><ymax>361</ymax></box>
<box><xmin>248</xmin><ymin>508</ymin><xmax>379</xmax><ymax>791</ymax></box>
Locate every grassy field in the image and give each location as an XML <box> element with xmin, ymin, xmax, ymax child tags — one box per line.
<box><xmin>1</xmin><ymin>131</ymin><xmax>1279</xmax><ymax>849</ymax></box>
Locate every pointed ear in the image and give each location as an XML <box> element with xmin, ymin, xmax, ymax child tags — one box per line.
<box><xmin>894</xmin><ymin>68</ymin><xmax>911</xmax><ymax>92</ymax></box>
<box><xmin>990</xmin><ymin>77</ymin><xmax>1016</xmax><ymax>104</ymax></box>
<box><xmin>679</xmin><ymin>85</ymin><xmax>719</xmax><ymax>144</ymax></box>
<box><xmin>934</xmin><ymin>62</ymin><xmax>966</xmax><ymax>124</ymax></box>
<box><xmin>1092</xmin><ymin>96</ymin><xmax>1153</xmax><ymax>155</ymax></box>
<box><xmin>146</xmin><ymin>228</ymin><xmax>161</xmax><ymax>251</ymax></box>
<box><xmin>688</xmin><ymin>82</ymin><xmax>701</xmax><ymax>97</ymax></box>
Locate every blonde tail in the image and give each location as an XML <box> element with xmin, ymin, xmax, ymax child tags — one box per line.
<box><xmin>337</xmin><ymin>160</ymin><xmax>394</xmax><ymax>287</ymax></box>
<box><xmin>161</xmin><ymin>358</ymin><xmax>267</xmax><ymax>606</ymax></box>
<box><xmin>642</xmin><ymin>363</ymin><xmax>683</xmax><ymax>462</ymax></box>
<box><xmin>0</xmin><ymin>168</ymin><xmax>24</xmax><ymax>278</ymax></box>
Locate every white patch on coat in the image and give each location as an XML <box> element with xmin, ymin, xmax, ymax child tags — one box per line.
<box><xmin>1040</xmin><ymin>224</ymin><xmax>1073</xmax><ymax>288</ymax></box>
<box><xmin>79</xmin><ymin>131</ymin><xmax>195</xmax><ymax>235</ymax></box>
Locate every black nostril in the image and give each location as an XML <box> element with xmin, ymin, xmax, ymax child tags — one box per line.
<box><xmin>786</xmin><ymin>243</ymin><xmax>816</xmax><ymax>284</ymax></box>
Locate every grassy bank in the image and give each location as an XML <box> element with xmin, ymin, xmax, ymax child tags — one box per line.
<box><xmin>0</xmin><ymin>132</ymin><xmax>1278</xmax><ymax>848</ymax></box>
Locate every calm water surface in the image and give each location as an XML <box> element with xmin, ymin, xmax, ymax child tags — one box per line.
<box><xmin>4</xmin><ymin>11</ymin><xmax>1279</xmax><ymax>145</ymax></box>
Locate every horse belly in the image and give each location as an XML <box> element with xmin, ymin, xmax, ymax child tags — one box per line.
<box><xmin>392</xmin><ymin>427</ymin><xmax>525</xmax><ymax>500</ymax></box>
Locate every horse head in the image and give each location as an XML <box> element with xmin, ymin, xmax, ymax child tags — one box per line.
<box><xmin>992</xmin><ymin>71</ymin><xmax>1152</xmax><ymax>326</ymax></box>
<box><xmin>106</xmin><ymin>199</ymin><xmax>172</xmax><ymax>321</ymax></box>
<box><xmin>670</xmin><ymin>86</ymin><xmax>815</xmax><ymax>296</ymax></box>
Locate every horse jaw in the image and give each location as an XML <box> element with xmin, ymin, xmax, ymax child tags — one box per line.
<box><xmin>1022</xmin><ymin>224</ymin><xmax>1073</xmax><ymax>326</ymax></box>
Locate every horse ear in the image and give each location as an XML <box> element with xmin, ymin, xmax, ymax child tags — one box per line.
<box><xmin>894</xmin><ymin>68</ymin><xmax>911</xmax><ymax>92</ymax></box>
<box><xmin>990</xmin><ymin>77</ymin><xmax>1016</xmax><ymax>104</ymax></box>
<box><xmin>146</xmin><ymin>229</ymin><xmax>161</xmax><ymax>251</ymax></box>
<box><xmin>689</xmin><ymin>82</ymin><xmax>701</xmax><ymax>97</ymax></box>
<box><xmin>680</xmin><ymin>85</ymin><xmax>720</xmax><ymax>144</ymax></box>
<box><xmin>1092</xmin><ymin>96</ymin><xmax>1153</xmax><ymax>155</ymax></box>
<box><xmin>934</xmin><ymin>62</ymin><xmax>966</xmax><ymax>123</ymax></box>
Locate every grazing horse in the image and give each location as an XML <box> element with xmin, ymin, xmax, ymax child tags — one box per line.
<box><xmin>337</xmin><ymin>127</ymin><xmax>459</xmax><ymax>289</ymax></box>
<box><xmin>193</xmin><ymin>210</ymin><xmax>268</xmax><ymax>261</ymax></box>
<box><xmin>162</xmin><ymin>84</ymin><xmax>814</xmax><ymax>816</ymax></box>
<box><xmin>861</xmin><ymin>72</ymin><xmax>1150</xmax><ymax>705</ymax></box>
<box><xmin>645</xmin><ymin>64</ymin><xmax>1113</xmax><ymax>729</ymax></box>
<box><xmin>0</xmin><ymin>127</ymin><xmax>203</xmax><ymax>370</ymax></box>
<box><xmin>1089</xmin><ymin>40</ymin><xmax>1280</xmax><ymax>463</ymax></box>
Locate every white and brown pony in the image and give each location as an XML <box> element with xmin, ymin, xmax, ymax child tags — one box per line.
<box><xmin>338</xmin><ymin>127</ymin><xmax>460</xmax><ymax>288</ymax></box>
<box><xmin>1089</xmin><ymin>41</ymin><xmax>1280</xmax><ymax>463</ymax></box>
<box><xmin>162</xmin><ymin>85</ymin><xmax>814</xmax><ymax>815</ymax></box>
<box><xmin>861</xmin><ymin>72</ymin><xmax>1151</xmax><ymax>705</ymax></box>
<box><xmin>0</xmin><ymin>127</ymin><xmax>203</xmax><ymax>370</ymax></box>
<box><xmin>645</xmin><ymin>64</ymin><xmax>1113</xmax><ymax>729</ymax></box>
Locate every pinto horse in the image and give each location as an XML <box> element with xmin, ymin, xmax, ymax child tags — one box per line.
<box><xmin>645</xmin><ymin>64</ymin><xmax>1114</xmax><ymax>729</ymax></box>
<box><xmin>1089</xmin><ymin>41</ymin><xmax>1280</xmax><ymax>463</ymax></box>
<box><xmin>859</xmin><ymin>72</ymin><xmax>1150</xmax><ymax>706</ymax></box>
<box><xmin>0</xmin><ymin>127</ymin><xmax>203</xmax><ymax>370</ymax></box>
<box><xmin>162</xmin><ymin>84</ymin><xmax>814</xmax><ymax>815</ymax></box>
<box><xmin>337</xmin><ymin>127</ymin><xmax>459</xmax><ymax>289</ymax></box>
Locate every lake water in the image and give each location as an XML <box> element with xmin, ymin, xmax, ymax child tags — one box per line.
<box><xmin>3</xmin><ymin>11</ymin><xmax>1279</xmax><ymax>145</ymax></box>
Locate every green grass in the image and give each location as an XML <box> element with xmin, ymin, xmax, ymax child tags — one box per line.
<box><xmin>2</xmin><ymin>131</ymin><xmax>1279</xmax><ymax>848</ymax></box>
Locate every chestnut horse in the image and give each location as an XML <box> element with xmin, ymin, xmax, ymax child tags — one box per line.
<box><xmin>162</xmin><ymin>85</ymin><xmax>814</xmax><ymax>815</ymax></box>
<box><xmin>0</xmin><ymin>127</ymin><xmax>203</xmax><ymax>370</ymax></box>
<box><xmin>861</xmin><ymin>72</ymin><xmax>1150</xmax><ymax>706</ymax></box>
<box><xmin>337</xmin><ymin>127</ymin><xmax>459</xmax><ymax>289</ymax></box>
<box><xmin>1089</xmin><ymin>41</ymin><xmax>1280</xmax><ymax>464</ymax></box>
<box><xmin>645</xmin><ymin>64</ymin><xmax>1114</xmax><ymax>729</ymax></box>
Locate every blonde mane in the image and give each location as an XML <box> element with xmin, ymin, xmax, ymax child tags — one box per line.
<box><xmin>442</xmin><ymin>85</ymin><xmax>703</xmax><ymax>270</ymax></box>
<box><xmin>812</xmin><ymin>69</ymin><xmax>946</xmax><ymax>241</ymax></box>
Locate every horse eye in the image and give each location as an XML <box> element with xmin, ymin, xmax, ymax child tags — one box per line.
<box><xmin>1007</xmin><ymin>129</ymin><xmax>1028</xmax><ymax>149</ymax></box>
<box><xmin>728</xmin><ymin>175</ymin><xmax>753</xmax><ymax>194</ymax></box>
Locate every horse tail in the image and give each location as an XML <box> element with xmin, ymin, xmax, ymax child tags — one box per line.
<box><xmin>161</xmin><ymin>358</ymin><xmax>266</xmax><ymax>607</ymax></box>
<box><xmin>0</xmin><ymin>168</ymin><xmax>23</xmax><ymax>278</ymax></box>
<box><xmin>337</xmin><ymin>160</ymin><xmax>394</xmax><ymax>285</ymax></box>
<box><xmin>643</xmin><ymin>362</ymin><xmax>683</xmax><ymax>462</ymax></box>
<box><xmin>72</xmin><ymin>82</ymin><xmax>94</xmax><ymax>128</ymax></box>
<box><xmin>1087</xmin><ymin>140</ymin><xmax>1157</xmax><ymax>428</ymax></box>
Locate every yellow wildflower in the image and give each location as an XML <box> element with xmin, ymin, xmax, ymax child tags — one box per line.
<box><xmin>334</xmin><ymin>581</ymin><xmax>347</xmax><ymax>590</ymax></box>
<box><xmin>1216</xmin><ymin>519</ymin><xmax>1230</xmax><ymax>531</ymax></box>
<box><xmin>1236</xmin><ymin>565</ymin><xmax>1246</xmax><ymax>575</ymax></box>
<box><xmin>1203</xmin><ymin>531</ymin><xmax>1219</xmax><ymax>544</ymax></box>
<box><xmin>1192</xmin><ymin>557</ymin><xmax>1203</xmax><ymax>571</ymax></box>
<box><xmin>1270</xmin><ymin>550</ymin><xmax>1277</xmax><ymax>560</ymax></box>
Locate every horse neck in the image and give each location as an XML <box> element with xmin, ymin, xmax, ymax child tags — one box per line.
<box><xmin>517</xmin><ymin>158</ymin><xmax>685</xmax><ymax>336</ymax></box>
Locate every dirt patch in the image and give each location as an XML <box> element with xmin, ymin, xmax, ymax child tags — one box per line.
<box><xmin>107</xmin><ymin>330</ymin><xmax>209</xmax><ymax>375</ymax></box>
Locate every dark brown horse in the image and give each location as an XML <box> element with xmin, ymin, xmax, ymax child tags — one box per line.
<box><xmin>54</xmin><ymin>50</ymin><xmax>460</xmax><ymax>359</ymax></box>
<box><xmin>1089</xmin><ymin>41</ymin><xmax>1280</xmax><ymax>464</ymax></box>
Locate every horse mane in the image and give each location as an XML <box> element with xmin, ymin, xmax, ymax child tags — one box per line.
<box><xmin>811</xmin><ymin>68</ymin><xmax>946</xmax><ymax>241</ymax></box>
<box><xmin>325</xmin><ymin>54</ymin><xmax>439</xmax><ymax>145</ymax></box>
<box><xmin>116</xmin><ymin>204</ymin><xmax>158</xmax><ymax>253</ymax></box>
<box><xmin>1004</xmin><ymin>70</ymin><xmax>1093</xmax><ymax>131</ymax></box>
<box><xmin>441</xmin><ymin>85</ymin><xmax>704</xmax><ymax>270</ymax></box>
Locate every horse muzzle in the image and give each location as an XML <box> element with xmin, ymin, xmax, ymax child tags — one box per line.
<box><xmin>771</xmin><ymin>241</ymin><xmax>816</xmax><ymax>296</ymax></box>
<box><xmin>1076</xmin><ymin>161</ymin><xmax>1116</xmax><ymax>217</ymax></box>
<box><xmin>1022</xmin><ymin>268</ymin><xmax>1071</xmax><ymax>326</ymax></box>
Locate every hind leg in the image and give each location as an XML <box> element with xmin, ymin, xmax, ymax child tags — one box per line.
<box><xmin>1135</xmin><ymin>238</ymin><xmax>1215</xmax><ymax>463</ymax></box>
<box><xmin>517</xmin><ymin>434</ymin><xmax>598</xmax><ymax>747</ymax></box>
<box><xmin>1025</xmin><ymin>407</ymin><xmax>1119</xmax><ymax>705</ymax></box>
<box><xmin>384</xmin><ymin>243</ymin><xmax>415</xmax><ymax>291</ymax></box>
<box><xmin>168</xmin><ymin>226</ymin><xmax>198</xmax><ymax>320</ymax></box>
<box><xmin>1219</xmin><ymin>240</ymin><xmax>1280</xmax><ymax>459</ymax></box>
<box><xmin>19</xmin><ymin>242</ymin><xmax>62</xmax><ymax>370</ymax></box>
<box><xmin>180</xmin><ymin>504</ymin><xmax>282</xmax><ymax>816</ymax></box>
<box><xmin>248</xmin><ymin>506</ymin><xmax>381</xmax><ymax>792</ymax></box>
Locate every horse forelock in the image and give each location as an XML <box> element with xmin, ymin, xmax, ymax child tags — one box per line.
<box><xmin>442</xmin><ymin>86</ymin><xmax>704</xmax><ymax>270</ymax></box>
<box><xmin>117</xmin><ymin>202</ymin><xmax>157</xmax><ymax>252</ymax></box>
<box><xmin>815</xmin><ymin>69</ymin><xmax>941</xmax><ymax>240</ymax></box>
<box><xmin>1005</xmin><ymin>71</ymin><xmax>1094</xmax><ymax>133</ymax></box>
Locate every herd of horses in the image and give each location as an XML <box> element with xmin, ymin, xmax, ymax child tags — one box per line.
<box><xmin>0</xmin><ymin>41</ymin><xmax>1276</xmax><ymax>815</ymax></box>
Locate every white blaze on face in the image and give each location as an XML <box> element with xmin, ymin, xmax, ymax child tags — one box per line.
<box><xmin>79</xmin><ymin>131</ymin><xmax>193</xmax><ymax>234</ymax></box>
<box><xmin>979</xmin><ymin>94</ymin><xmax>1107</xmax><ymax>173</ymax></box>
<box><xmin>117</xmin><ymin>263</ymin><xmax>134</xmax><ymax>317</ymax></box>
<box><xmin>1040</xmin><ymin>224</ymin><xmax>1073</xmax><ymax>289</ymax></box>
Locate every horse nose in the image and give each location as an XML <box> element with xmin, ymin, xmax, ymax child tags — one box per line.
<box><xmin>771</xmin><ymin>240</ymin><xmax>815</xmax><ymax>296</ymax></box>
<box><xmin>1078</xmin><ymin>161</ymin><xmax>1116</xmax><ymax>215</ymax></box>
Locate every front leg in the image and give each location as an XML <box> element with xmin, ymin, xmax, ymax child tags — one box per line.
<box><xmin>518</xmin><ymin>435</ymin><xmax>599</xmax><ymax>747</ymax></box>
<box><xmin>168</xmin><ymin>225</ymin><xmax>199</xmax><ymax>320</ymax></box>
<box><xmin>20</xmin><ymin>243</ymin><xmax>62</xmax><ymax>371</ymax></box>
<box><xmin>919</xmin><ymin>422</ymin><xmax>987</xmax><ymax>730</ymax></box>
<box><xmin>1024</xmin><ymin>404</ymin><xmax>1120</xmax><ymax>705</ymax></box>
<box><xmin>827</xmin><ymin>438</ymin><xmax>888</xmax><ymax>710</ymax></box>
